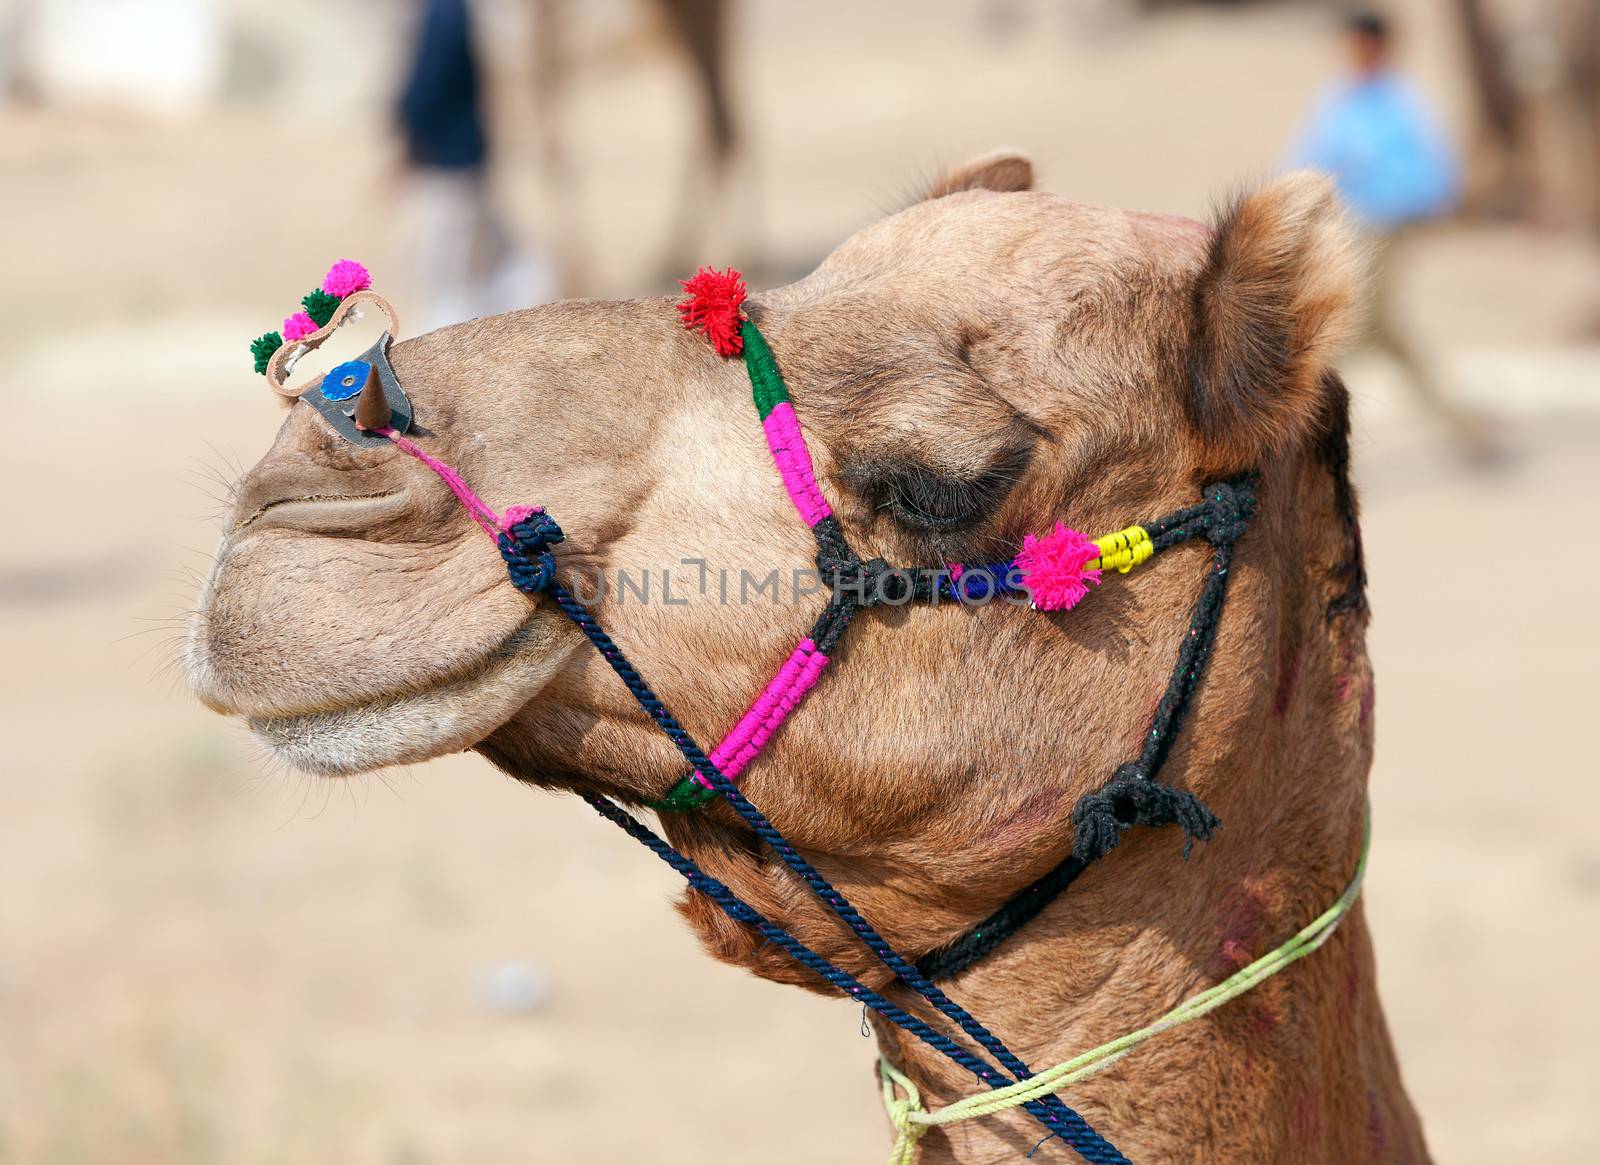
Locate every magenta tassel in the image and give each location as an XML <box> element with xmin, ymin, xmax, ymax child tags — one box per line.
<box><xmin>1013</xmin><ymin>522</ymin><xmax>1103</xmax><ymax>610</ymax></box>
<box><xmin>281</xmin><ymin>310</ymin><xmax>318</xmax><ymax>342</ymax></box>
<box><xmin>322</xmin><ymin>259</ymin><xmax>372</xmax><ymax>299</ymax></box>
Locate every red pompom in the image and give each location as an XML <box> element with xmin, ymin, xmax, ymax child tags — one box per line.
<box><xmin>678</xmin><ymin>266</ymin><xmax>747</xmax><ymax>357</ymax></box>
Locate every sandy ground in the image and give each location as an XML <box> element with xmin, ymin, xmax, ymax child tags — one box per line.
<box><xmin>2</xmin><ymin>2</ymin><xmax>1599</xmax><ymax>1162</ymax></box>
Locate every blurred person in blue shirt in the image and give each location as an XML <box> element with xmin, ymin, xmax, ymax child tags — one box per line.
<box><xmin>1288</xmin><ymin>11</ymin><xmax>1495</xmax><ymax>458</ymax></box>
<box><xmin>1290</xmin><ymin>12</ymin><xmax>1460</xmax><ymax>230</ymax></box>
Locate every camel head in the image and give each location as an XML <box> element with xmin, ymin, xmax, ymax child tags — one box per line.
<box><xmin>189</xmin><ymin>154</ymin><xmax>1370</xmax><ymax>990</ymax></box>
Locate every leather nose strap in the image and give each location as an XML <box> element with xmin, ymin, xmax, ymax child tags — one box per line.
<box><xmin>302</xmin><ymin>334</ymin><xmax>413</xmax><ymax>446</ymax></box>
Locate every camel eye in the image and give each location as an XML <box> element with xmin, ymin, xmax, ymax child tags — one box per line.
<box><xmin>881</xmin><ymin>467</ymin><xmax>983</xmax><ymax>530</ymax></box>
<box><xmin>854</xmin><ymin>448</ymin><xmax>1031</xmax><ymax>535</ymax></box>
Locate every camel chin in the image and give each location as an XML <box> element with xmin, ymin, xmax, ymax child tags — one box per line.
<box><xmin>231</xmin><ymin>616</ymin><xmax>577</xmax><ymax>777</ymax></box>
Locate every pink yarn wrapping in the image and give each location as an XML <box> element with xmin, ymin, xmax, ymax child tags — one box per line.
<box><xmin>707</xmin><ymin>641</ymin><xmax>811</xmax><ymax>769</ymax></box>
<box><xmin>762</xmin><ymin>402</ymin><xmax>832</xmax><ymax>526</ymax></box>
<box><xmin>282</xmin><ymin>310</ymin><xmax>318</xmax><ymax>342</ymax></box>
<box><xmin>322</xmin><ymin>259</ymin><xmax>372</xmax><ymax>298</ymax></box>
<box><xmin>498</xmin><ymin>503</ymin><xmax>542</xmax><ymax>532</ymax></box>
<box><xmin>700</xmin><ymin>637</ymin><xmax>829</xmax><ymax>785</ymax></box>
<box><xmin>1013</xmin><ymin>521</ymin><xmax>1103</xmax><ymax>611</ymax></box>
<box><xmin>720</xmin><ymin>649</ymin><xmax>826</xmax><ymax>775</ymax></box>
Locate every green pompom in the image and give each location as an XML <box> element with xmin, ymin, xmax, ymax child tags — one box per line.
<box><xmin>301</xmin><ymin>288</ymin><xmax>341</xmax><ymax>329</ymax></box>
<box><xmin>250</xmin><ymin>331</ymin><xmax>283</xmax><ymax>376</ymax></box>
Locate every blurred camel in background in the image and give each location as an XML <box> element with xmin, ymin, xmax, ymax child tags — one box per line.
<box><xmin>1454</xmin><ymin>0</ymin><xmax>1600</xmax><ymax>233</ymax></box>
<box><xmin>530</xmin><ymin>0</ymin><xmax>756</xmax><ymax>296</ymax></box>
<box><xmin>1453</xmin><ymin>0</ymin><xmax>1600</xmax><ymax>332</ymax></box>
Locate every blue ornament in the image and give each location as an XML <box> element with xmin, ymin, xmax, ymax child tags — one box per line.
<box><xmin>321</xmin><ymin>360</ymin><xmax>372</xmax><ymax>402</ymax></box>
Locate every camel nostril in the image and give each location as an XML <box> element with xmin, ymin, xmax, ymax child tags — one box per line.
<box><xmin>235</xmin><ymin>489</ymin><xmax>407</xmax><ymax>535</ymax></box>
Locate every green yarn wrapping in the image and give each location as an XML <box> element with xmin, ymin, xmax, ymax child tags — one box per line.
<box><xmin>250</xmin><ymin>331</ymin><xmax>283</xmax><ymax>376</ymax></box>
<box><xmin>647</xmin><ymin>775</ymin><xmax>721</xmax><ymax>813</ymax></box>
<box><xmin>301</xmin><ymin>288</ymin><xmax>341</xmax><ymax>329</ymax></box>
<box><xmin>742</xmin><ymin>320</ymin><xmax>789</xmax><ymax>420</ymax></box>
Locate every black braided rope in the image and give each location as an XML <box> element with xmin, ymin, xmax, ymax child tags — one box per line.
<box><xmin>585</xmin><ymin>794</ymin><xmax>1126</xmax><ymax>1163</ymax></box>
<box><xmin>916</xmin><ymin>479</ymin><xmax>1255</xmax><ymax>981</ymax></box>
<box><xmin>500</xmin><ymin>481</ymin><xmax>1255</xmax><ymax>990</ymax></box>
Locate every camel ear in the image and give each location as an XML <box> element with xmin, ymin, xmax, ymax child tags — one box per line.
<box><xmin>924</xmin><ymin>150</ymin><xmax>1035</xmax><ymax>200</ymax></box>
<box><xmin>1188</xmin><ymin>171</ymin><xmax>1365</xmax><ymax>471</ymax></box>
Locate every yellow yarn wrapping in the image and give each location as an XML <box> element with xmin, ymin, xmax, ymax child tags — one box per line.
<box><xmin>1087</xmin><ymin>525</ymin><xmax>1152</xmax><ymax>574</ymax></box>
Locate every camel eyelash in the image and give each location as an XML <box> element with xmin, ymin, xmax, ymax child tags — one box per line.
<box><xmin>846</xmin><ymin>444</ymin><xmax>1035</xmax><ymax>537</ymax></box>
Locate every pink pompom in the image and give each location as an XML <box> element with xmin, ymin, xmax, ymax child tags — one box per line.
<box><xmin>1013</xmin><ymin>522</ymin><xmax>1103</xmax><ymax>611</ymax></box>
<box><xmin>281</xmin><ymin>310</ymin><xmax>318</xmax><ymax>342</ymax></box>
<box><xmin>321</xmin><ymin>259</ymin><xmax>372</xmax><ymax>299</ymax></box>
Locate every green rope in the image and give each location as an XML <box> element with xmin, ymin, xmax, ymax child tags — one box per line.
<box><xmin>879</xmin><ymin>812</ymin><xmax>1372</xmax><ymax>1162</ymax></box>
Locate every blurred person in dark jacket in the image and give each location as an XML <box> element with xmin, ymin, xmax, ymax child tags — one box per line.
<box><xmin>1289</xmin><ymin>9</ymin><xmax>1497</xmax><ymax>458</ymax></box>
<box><xmin>399</xmin><ymin>0</ymin><xmax>554</xmax><ymax>333</ymax></box>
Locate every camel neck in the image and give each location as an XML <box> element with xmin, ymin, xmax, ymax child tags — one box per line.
<box><xmin>872</xmin><ymin>815</ymin><xmax>1425</xmax><ymax>1163</ymax></box>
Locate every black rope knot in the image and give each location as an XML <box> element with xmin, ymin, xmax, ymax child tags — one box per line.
<box><xmin>813</xmin><ymin>516</ymin><xmax>913</xmax><ymax>608</ymax></box>
<box><xmin>847</xmin><ymin>556</ymin><xmax>915</xmax><ymax>606</ymax></box>
<box><xmin>813</xmin><ymin>518</ymin><xmax>862</xmax><ymax>587</ymax></box>
<box><xmin>1070</xmin><ymin>764</ymin><xmax>1221</xmax><ymax>866</ymax></box>
<box><xmin>498</xmin><ymin>511</ymin><xmax>565</xmax><ymax>594</ymax></box>
<box><xmin>1201</xmin><ymin>478</ymin><xmax>1254</xmax><ymax>544</ymax></box>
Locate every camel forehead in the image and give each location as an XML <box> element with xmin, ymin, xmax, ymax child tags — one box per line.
<box><xmin>803</xmin><ymin>191</ymin><xmax>1212</xmax><ymax>294</ymax></box>
<box><xmin>370</xmin><ymin>193</ymin><xmax>1217</xmax><ymax>434</ymax></box>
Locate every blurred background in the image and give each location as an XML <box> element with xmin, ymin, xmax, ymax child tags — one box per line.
<box><xmin>1</xmin><ymin>0</ymin><xmax>1598</xmax><ymax>1161</ymax></box>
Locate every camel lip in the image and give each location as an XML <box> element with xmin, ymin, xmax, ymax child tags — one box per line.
<box><xmin>232</xmin><ymin>488</ymin><xmax>412</xmax><ymax>537</ymax></box>
<box><xmin>195</xmin><ymin>604</ymin><xmax>547</xmax><ymax>721</ymax></box>
<box><xmin>238</xmin><ymin>613</ymin><xmax>578</xmax><ymax>776</ymax></box>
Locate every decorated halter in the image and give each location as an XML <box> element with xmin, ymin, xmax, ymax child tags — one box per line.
<box><xmin>656</xmin><ymin>269</ymin><xmax>1251</xmax><ymax>871</ymax></box>
<box><xmin>241</xmin><ymin>266</ymin><xmax>1369</xmax><ymax>1165</ymax></box>
<box><xmin>246</xmin><ymin>260</ymin><xmax>416</xmax><ymax>444</ymax></box>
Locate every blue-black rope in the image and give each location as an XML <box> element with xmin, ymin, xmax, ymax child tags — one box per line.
<box><xmin>585</xmin><ymin>793</ymin><xmax>1119</xmax><ymax>1150</ymax></box>
<box><xmin>550</xmin><ymin>580</ymin><xmax>1123</xmax><ymax>1162</ymax></box>
<box><xmin>497</xmin><ymin>515</ymin><xmax>1125</xmax><ymax>1162</ymax></box>
<box><xmin>917</xmin><ymin>479</ymin><xmax>1254</xmax><ymax>982</ymax></box>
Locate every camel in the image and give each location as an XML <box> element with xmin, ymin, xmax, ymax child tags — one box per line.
<box><xmin>187</xmin><ymin>153</ymin><xmax>1429</xmax><ymax>1163</ymax></box>
<box><xmin>529</xmin><ymin>0</ymin><xmax>753</xmax><ymax>291</ymax></box>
